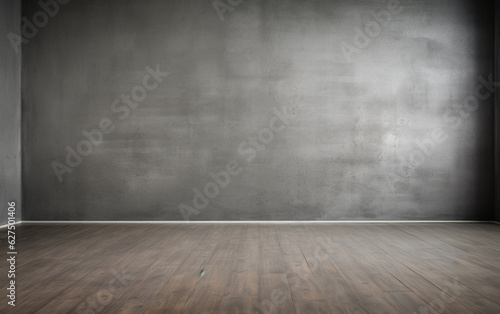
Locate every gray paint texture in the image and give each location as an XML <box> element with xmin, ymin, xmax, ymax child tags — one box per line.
<box><xmin>496</xmin><ymin>1</ymin><xmax>500</xmax><ymax>223</ymax></box>
<box><xmin>1</xmin><ymin>0</ymin><xmax>21</xmax><ymax>225</ymax></box>
<box><xmin>22</xmin><ymin>0</ymin><xmax>494</xmax><ymax>221</ymax></box>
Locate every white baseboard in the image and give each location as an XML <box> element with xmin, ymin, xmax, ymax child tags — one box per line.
<box><xmin>3</xmin><ymin>220</ymin><xmax>497</xmax><ymax>228</ymax></box>
<box><xmin>0</xmin><ymin>221</ymin><xmax>21</xmax><ymax>229</ymax></box>
<box><xmin>18</xmin><ymin>220</ymin><xmax>491</xmax><ymax>224</ymax></box>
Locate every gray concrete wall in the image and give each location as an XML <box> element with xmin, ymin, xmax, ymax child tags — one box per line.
<box><xmin>496</xmin><ymin>1</ymin><xmax>500</xmax><ymax>223</ymax></box>
<box><xmin>0</xmin><ymin>0</ymin><xmax>21</xmax><ymax>225</ymax></box>
<box><xmin>22</xmin><ymin>0</ymin><xmax>494</xmax><ymax>221</ymax></box>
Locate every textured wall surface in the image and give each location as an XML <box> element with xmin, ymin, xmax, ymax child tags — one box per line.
<box><xmin>496</xmin><ymin>1</ymin><xmax>500</xmax><ymax>222</ymax></box>
<box><xmin>22</xmin><ymin>0</ymin><xmax>494</xmax><ymax>221</ymax></box>
<box><xmin>0</xmin><ymin>0</ymin><xmax>21</xmax><ymax>225</ymax></box>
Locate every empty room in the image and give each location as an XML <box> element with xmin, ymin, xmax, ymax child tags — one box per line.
<box><xmin>1</xmin><ymin>0</ymin><xmax>500</xmax><ymax>313</ymax></box>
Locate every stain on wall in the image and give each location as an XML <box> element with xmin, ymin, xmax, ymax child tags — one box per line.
<box><xmin>0</xmin><ymin>0</ymin><xmax>21</xmax><ymax>225</ymax></box>
<box><xmin>22</xmin><ymin>0</ymin><xmax>494</xmax><ymax>221</ymax></box>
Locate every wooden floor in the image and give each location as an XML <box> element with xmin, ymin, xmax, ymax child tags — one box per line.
<box><xmin>1</xmin><ymin>223</ymin><xmax>500</xmax><ymax>313</ymax></box>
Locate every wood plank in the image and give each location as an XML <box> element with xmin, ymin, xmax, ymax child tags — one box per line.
<box><xmin>1</xmin><ymin>223</ymin><xmax>499</xmax><ymax>313</ymax></box>
<box><xmin>256</xmin><ymin>273</ymin><xmax>295</xmax><ymax>314</ymax></box>
<box><xmin>358</xmin><ymin>224</ymin><xmax>500</xmax><ymax>313</ymax></box>
<box><xmin>276</xmin><ymin>225</ymin><xmax>334</xmax><ymax>313</ymax></box>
